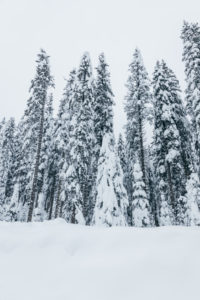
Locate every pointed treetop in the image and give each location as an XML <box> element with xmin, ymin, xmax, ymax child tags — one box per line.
<box><xmin>29</xmin><ymin>48</ymin><xmax>54</xmax><ymax>93</ymax></box>
<box><xmin>98</xmin><ymin>52</ymin><xmax>108</xmax><ymax>66</ymax></box>
<box><xmin>133</xmin><ymin>47</ymin><xmax>144</xmax><ymax>63</ymax></box>
<box><xmin>78</xmin><ymin>52</ymin><xmax>93</xmax><ymax>80</ymax></box>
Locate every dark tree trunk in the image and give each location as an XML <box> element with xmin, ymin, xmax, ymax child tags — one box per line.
<box><xmin>48</xmin><ymin>174</ymin><xmax>56</xmax><ymax>220</ymax></box>
<box><xmin>138</xmin><ymin>107</ymin><xmax>146</xmax><ymax>187</ymax></box>
<box><xmin>27</xmin><ymin>98</ymin><xmax>45</xmax><ymax>222</ymax></box>
<box><xmin>59</xmin><ymin>200</ymin><xmax>64</xmax><ymax>218</ymax></box>
<box><xmin>167</xmin><ymin>162</ymin><xmax>176</xmax><ymax>220</ymax></box>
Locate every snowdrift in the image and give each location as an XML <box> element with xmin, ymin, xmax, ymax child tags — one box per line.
<box><xmin>0</xmin><ymin>219</ymin><xmax>199</xmax><ymax>300</ymax></box>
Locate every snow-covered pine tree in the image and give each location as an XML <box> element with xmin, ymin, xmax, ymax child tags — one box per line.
<box><xmin>14</xmin><ymin>118</ymin><xmax>28</xmax><ymax>221</ymax></box>
<box><xmin>44</xmin><ymin>94</ymin><xmax>62</xmax><ymax>221</ymax></box>
<box><xmin>54</xmin><ymin>70</ymin><xmax>76</xmax><ymax>182</ymax></box>
<box><xmin>27</xmin><ymin>49</ymin><xmax>54</xmax><ymax>222</ymax></box>
<box><xmin>153</xmin><ymin>61</ymin><xmax>172</xmax><ymax>225</ymax></box>
<box><xmin>152</xmin><ymin>60</ymin><xmax>185</xmax><ymax>225</ymax></box>
<box><xmin>92</xmin><ymin>132</ymin><xmax>128</xmax><ymax>226</ymax></box>
<box><xmin>124</xmin><ymin>48</ymin><xmax>152</xmax><ymax>188</ymax></box>
<box><xmin>7</xmin><ymin>121</ymin><xmax>25</xmax><ymax>221</ymax></box>
<box><xmin>0</xmin><ymin>118</ymin><xmax>16</xmax><ymax>218</ymax></box>
<box><xmin>132</xmin><ymin>160</ymin><xmax>151</xmax><ymax>227</ymax></box>
<box><xmin>53</xmin><ymin>68</ymin><xmax>85</xmax><ymax>223</ymax></box>
<box><xmin>94</xmin><ymin>53</ymin><xmax>114</xmax><ymax>149</ymax></box>
<box><xmin>33</xmin><ymin>93</ymin><xmax>54</xmax><ymax>221</ymax></box>
<box><xmin>17</xmin><ymin>49</ymin><xmax>54</xmax><ymax>222</ymax></box>
<box><xmin>124</xmin><ymin>49</ymin><xmax>152</xmax><ymax>225</ymax></box>
<box><xmin>92</xmin><ymin>60</ymin><xmax>128</xmax><ymax>226</ymax></box>
<box><xmin>181</xmin><ymin>21</ymin><xmax>200</xmax><ymax>174</ymax></box>
<box><xmin>38</xmin><ymin>94</ymin><xmax>54</xmax><ymax>192</ymax></box>
<box><xmin>167</xmin><ymin>65</ymin><xmax>193</xmax><ymax>178</ymax></box>
<box><xmin>48</xmin><ymin>82</ymin><xmax>71</xmax><ymax>220</ymax></box>
<box><xmin>71</xmin><ymin>53</ymin><xmax>96</xmax><ymax>224</ymax></box>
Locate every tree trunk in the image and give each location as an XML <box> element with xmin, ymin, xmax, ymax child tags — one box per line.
<box><xmin>59</xmin><ymin>200</ymin><xmax>64</xmax><ymax>218</ymax></box>
<box><xmin>48</xmin><ymin>174</ymin><xmax>56</xmax><ymax>220</ymax></box>
<box><xmin>55</xmin><ymin>179</ymin><xmax>61</xmax><ymax>218</ymax></box>
<box><xmin>167</xmin><ymin>162</ymin><xmax>176</xmax><ymax>220</ymax></box>
<box><xmin>27</xmin><ymin>98</ymin><xmax>45</xmax><ymax>222</ymax></box>
<box><xmin>138</xmin><ymin>107</ymin><xmax>146</xmax><ymax>187</ymax></box>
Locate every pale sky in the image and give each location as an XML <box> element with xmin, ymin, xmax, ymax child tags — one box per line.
<box><xmin>0</xmin><ymin>0</ymin><xmax>200</xmax><ymax>137</ymax></box>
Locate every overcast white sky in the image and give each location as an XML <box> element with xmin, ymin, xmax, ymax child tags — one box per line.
<box><xmin>0</xmin><ymin>0</ymin><xmax>200</xmax><ymax>136</ymax></box>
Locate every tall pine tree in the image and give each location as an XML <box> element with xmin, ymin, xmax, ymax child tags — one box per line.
<box><xmin>181</xmin><ymin>21</ymin><xmax>200</xmax><ymax>175</ymax></box>
<box><xmin>124</xmin><ymin>48</ymin><xmax>152</xmax><ymax>187</ymax></box>
<box><xmin>93</xmin><ymin>56</ymin><xmax>128</xmax><ymax>226</ymax></box>
<box><xmin>68</xmin><ymin>53</ymin><xmax>95</xmax><ymax>224</ymax></box>
<box><xmin>152</xmin><ymin>61</ymin><xmax>187</xmax><ymax>225</ymax></box>
<box><xmin>16</xmin><ymin>49</ymin><xmax>54</xmax><ymax>222</ymax></box>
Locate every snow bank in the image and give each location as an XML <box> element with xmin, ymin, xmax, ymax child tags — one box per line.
<box><xmin>0</xmin><ymin>219</ymin><xmax>200</xmax><ymax>300</ymax></box>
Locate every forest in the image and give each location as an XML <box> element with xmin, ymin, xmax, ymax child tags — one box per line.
<box><xmin>0</xmin><ymin>21</ymin><xmax>200</xmax><ymax>227</ymax></box>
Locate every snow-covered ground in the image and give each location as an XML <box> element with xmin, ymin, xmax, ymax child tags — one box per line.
<box><xmin>0</xmin><ymin>220</ymin><xmax>200</xmax><ymax>300</ymax></box>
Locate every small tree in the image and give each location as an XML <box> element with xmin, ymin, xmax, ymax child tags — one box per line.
<box><xmin>132</xmin><ymin>161</ymin><xmax>151</xmax><ymax>227</ymax></box>
<box><xmin>92</xmin><ymin>133</ymin><xmax>128</xmax><ymax>226</ymax></box>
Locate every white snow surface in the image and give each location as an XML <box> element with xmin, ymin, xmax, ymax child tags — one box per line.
<box><xmin>0</xmin><ymin>219</ymin><xmax>200</xmax><ymax>300</ymax></box>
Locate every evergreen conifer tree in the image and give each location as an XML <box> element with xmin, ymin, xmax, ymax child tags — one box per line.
<box><xmin>27</xmin><ymin>50</ymin><xmax>54</xmax><ymax>222</ymax></box>
<box><xmin>92</xmin><ymin>133</ymin><xmax>128</xmax><ymax>226</ymax></box>
<box><xmin>71</xmin><ymin>53</ymin><xmax>95</xmax><ymax>223</ymax></box>
<box><xmin>124</xmin><ymin>48</ymin><xmax>152</xmax><ymax>187</ymax></box>
<box><xmin>152</xmin><ymin>61</ymin><xmax>185</xmax><ymax>224</ymax></box>
<box><xmin>132</xmin><ymin>160</ymin><xmax>151</xmax><ymax>227</ymax></box>
<box><xmin>93</xmin><ymin>59</ymin><xmax>128</xmax><ymax>226</ymax></box>
<box><xmin>94</xmin><ymin>53</ymin><xmax>114</xmax><ymax>148</ymax></box>
<box><xmin>167</xmin><ymin>65</ymin><xmax>193</xmax><ymax>178</ymax></box>
<box><xmin>54</xmin><ymin>69</ymin><xmax>85</xmax><ymax>223</ymax></box>
<box><xmin>124</xmin><ymin>49</ymin><xmax>152</xmax><ymax>225</ymax></box>
<box><xmin>181</xmin><ymin>21</ymin><xmax>200</xmax><ymax>174</ymax></box>
<box><xmin>33</xmin><ymin>93</ymin><xmax>54</xmax><ymax>221</ymax></box>
<box><xmin>0</xmin><ymin>118</ymin><xmax>17</xmax><ymax>218</ymax></box>
<box><xmin>16</xmin><ymin>49</ymin><xmax>54</xmax><ymax>222</ymax></box>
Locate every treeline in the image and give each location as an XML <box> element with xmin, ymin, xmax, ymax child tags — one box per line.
<box><xmin>0</xmin><ymin>21</ymin><xmax>200</xmax><ymax>226</ymax></box>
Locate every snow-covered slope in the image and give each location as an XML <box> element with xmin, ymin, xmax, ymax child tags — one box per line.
<box><xmin>0</xmin><ymin>219</ymin><xmax>200</xmax><ymax>300</ymax></box>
